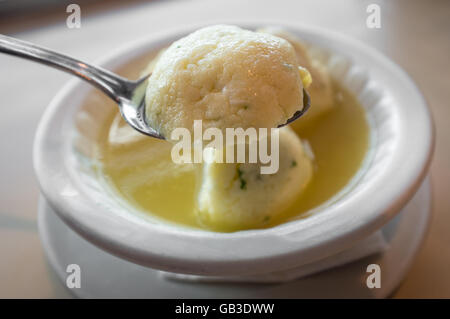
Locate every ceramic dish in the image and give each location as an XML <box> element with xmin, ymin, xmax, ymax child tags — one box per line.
<box><xmin>33</xmin><ymin>22</ymin><xmax>434</xmax><ymax>276</ymax></box>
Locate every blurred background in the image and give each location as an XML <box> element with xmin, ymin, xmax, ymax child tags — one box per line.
<box><xmin>0</xmin><ymin>0</ymin><xmax>448</xmax><ymax>298</ymax></box>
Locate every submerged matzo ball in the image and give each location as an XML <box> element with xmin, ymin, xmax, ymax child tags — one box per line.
<box><xmin>196</xmin><ymin>127</ymin><xmax>314</xmax><ymax>230</ymax></box>
<box><xmin>145</xmin><ymin>25</ymin><xmax>306</xmax><ymax>140</ymax></box>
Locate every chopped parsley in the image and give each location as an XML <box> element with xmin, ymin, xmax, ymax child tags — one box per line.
<box><xmin>237</xmin><ymin>167</ymin><xmax>247</xmax><ymax>190</ymax></box>
<box><xmin>291</xmin><ymin>160</ymin><xmax>297</xmax><ymax>167</ymax></box>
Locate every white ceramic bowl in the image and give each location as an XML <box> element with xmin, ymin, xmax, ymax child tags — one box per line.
<box><xmin>33</xmin><ymin>22</ymin><xmax>434</xmax><ymax>276</ymax></box>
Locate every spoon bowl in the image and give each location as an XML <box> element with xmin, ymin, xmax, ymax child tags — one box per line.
<box><xmin>279</xmin><ymin>89</ymin><xmax>310</xmax><ymax>127</ymax></box>
<box><xmin>117</xmin><ymin>74</ymin><xmax>164</xmax><ymax>139</ymax></box>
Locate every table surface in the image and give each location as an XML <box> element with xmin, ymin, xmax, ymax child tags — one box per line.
<box><xmin>0</xmin><ymin>0</ymin><xmax>448</xmax><ymax>298</ymax></box>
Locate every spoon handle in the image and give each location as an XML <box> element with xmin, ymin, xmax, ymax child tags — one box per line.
<box><xmin>0</xmin><ymin>34</ymin><xmax>136</xmax><ymax>102</ymax></box>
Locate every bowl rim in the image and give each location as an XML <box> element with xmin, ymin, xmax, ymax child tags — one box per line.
<box><xmin>33</xmin><ymin>21</ymin><xmax>435</xmax><ymax>276</ymax></box>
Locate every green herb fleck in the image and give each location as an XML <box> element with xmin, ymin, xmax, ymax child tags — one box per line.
<box><xmin>263</xmin><ymin>216</ymin><xmax>271</xmax><ymax>222</ymax></box>
<box><xmin>291</xmin><ymin>160</ymin><xmax>297</xmax><ymax>167</ymax></box>
<box><xmin>237</xmin><ymin>168</ymin><xmax>247</xmax><ymax>190</ymax></box>
<box><xmin>176</xmin><ymin>45</ymin><xmax>181</xmax><ymax>48</ymax></box>
<box><xmin>243</xmin><ymin>105</ymin><xmax>249</xmax><ymax>110</ymax></box>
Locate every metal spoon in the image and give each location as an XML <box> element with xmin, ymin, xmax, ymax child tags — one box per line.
<box><xmin>0</xmin><ymin>34</ymin><xmax>310</xmax><ymax>138</ymax></box>
<box><xmin>280</xmin><ymin>89</ymin><xmax>310</xmax><ymax>127</ymax></box>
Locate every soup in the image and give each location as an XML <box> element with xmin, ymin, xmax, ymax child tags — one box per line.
<box><xmin>82</xmin><ymin>48</ymin><xmax>369</xmax><ymax>232</ymax></box>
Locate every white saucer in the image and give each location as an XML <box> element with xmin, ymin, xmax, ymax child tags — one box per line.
<box><xmin>38</xmin><ymin>177</ymin><xmax>431</xmax><ymax>298</ymax></box>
